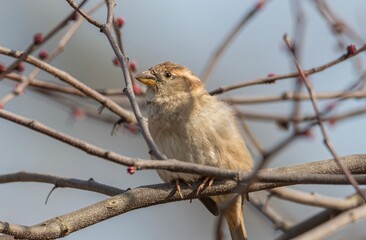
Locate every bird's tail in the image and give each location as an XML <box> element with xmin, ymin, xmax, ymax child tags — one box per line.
<box><xmin>224</xmin><ymin>196</ymin><xmax>247</xmax><ymax>240</ymax></box>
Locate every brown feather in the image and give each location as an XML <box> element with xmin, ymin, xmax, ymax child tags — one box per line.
<box><xmin>137</xmin><ymin>62</ymin><xmax>254</xmax><ymax>240</ymax></box>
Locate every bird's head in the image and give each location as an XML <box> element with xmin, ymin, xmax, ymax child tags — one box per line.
<box><xmin>135</xmin><ymin>62</ymin><xmax>204</xmax><ymax>96</ymax></box>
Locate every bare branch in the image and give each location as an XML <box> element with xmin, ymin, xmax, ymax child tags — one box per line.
<box><xmin>65</xmin><ymin>0</ymin><xmax>166</xmax><ymax>159</ymax></box>
<box><xmin>225</xmin><ymin>90</ymin><xmax>366</xmax><ymax>104</ymax></box>
<box><xmin>284</xmin><ymin>34</ymin><xmax>366</xmax><ymax>201</ymax></box>
<box><xmin>0</xmin><ymin>0</ymin><xmax>89</xmax><ymax>80</ymax></box>
<box><xmin>100</xmin><ymin>26</ymin><xmax>167</xmax><ymax>160</ymax></box>
<box><xmin>2</xmin><ymin>107</ymin><xmax>366</xmax><ymax>183</ymax></box>
<box><xmin>201</xmin><ymin>0</ymin><xmax>268</xmax><ymax>82</ymax></box>
<box><xmin>209</xmin><ymin>43</ymin><xmax>366</xmax><ymax>95</ymax></box>
<box><xmin>65</xmin><ymin>0</ymin><xmax>103</xmax><ymax>28</ymax></box>
<box><xmin>237</xmin><ymin>107</ymin><xmax>366</xmax><ymax>124</ymax></box>
<box><xmin>0</xmin><ymin>1</ymin><xmax>104</xmax><ymax>106</ymax></box>
<box><xmin>249</xmin><ymin>193</ymin><xmax>293</xmax><ymax>231</ymax></box>
<box><xmin>5</xmin><ymin>73</ymin><xmax>85</xmax><ymax>97</ymax></box>
<box><xmin>0</xmin><ymin>172</ymin><xmax>123</xmax><ymax>196</ymax></box>
<box><xmin>276</xmin><ymin>191</ymin><xmax>363</xmax><ymax>240</ymax></box>
<box><xmin>295</xmin><ymin>205</ymin><xmax>366</xmax><ymax>240</ymax></box>
<box><xmin>1</xmin><ymin>170</ymin><xmax>366</xmax><ymax>239</ymax></box>
<box><xmin>269</xmin><ymin>187</ymin><xmax>361</xmax><ymax>211</ymax></box>
<box><xmin>0</xmin><ymin>46</ymin><xmax>137</xmax><ymax>124</ymax></box>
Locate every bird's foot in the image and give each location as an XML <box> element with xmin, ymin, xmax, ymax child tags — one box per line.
<box><xmin>196</xmin><ymin>177</ymin><xmax>215</xmax><ymax>195</ymax></box>
<box><xmin>171</xmin><ymin>179</ymin><xmax>191</xmax><ymax>199</ymax></box>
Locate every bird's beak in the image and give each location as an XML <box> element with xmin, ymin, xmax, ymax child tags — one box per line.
<box><xmin>135</xmin><ymin>71</ymin><xmax>157</xmax><ymax>87</ymax></box>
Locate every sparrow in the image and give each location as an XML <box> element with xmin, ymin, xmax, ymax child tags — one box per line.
<box><xmin>136</xmin><ymin>62</ymin><xmax>254</xmax><ymax>240</ymax></box>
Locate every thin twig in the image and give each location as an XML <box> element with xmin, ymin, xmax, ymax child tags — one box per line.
<box><xmin>0</xmin><ymin>171</ymin><xmax>123</xmax><ymax>196</ymax></box>
<box><xmin>225</xmin><ymin>90</ymin><xmax>366</xmax><ymax>104</ymax></box>
<box><xmin>269</xmin><ymin>187</ymin><xmax>360</xmax><ymax>211</ymax></box>
<box><xmin>0</xmin><ymin>0</ymin><xmax>104</xmax><ymax>107</ymax></box>
<box><xmin>65</xmin><ymin>0</ymin><xmax>102</xmax><ymax>28</ymax></box>
<box><xmin>236</xmin><ymin>107</ymin><xmax>366</xmax><ymax>124</ymax></box>
<box><xmin>0</xmin><ymin>46</ymin><xmax>136</xmax><ymax>124</ymax></box>
<box><xmin>5</xmin><ymin>73</ymin><xmax>134</xmax><ymax>98</ymax></box>
<box><xmin>276</xmin><ymin>190</ymin><xmax>364</xmax><ymax>240</ymax></box>
<box><xmin>2</xmin><ymin>108</ymin><xmax>366</xmax><ymax>180</ymax></box>
<box><xmin>284</xmin><ymin>33</ymin><xmax>366</xmax><ymax>202</ymax></box>
<box><xmin>239</xmin><ymin>116</ymin><xmax>266</xmax><ymax>156</ymax></box>
<box><xmin>0</xmin><ymin>0</ymin><xmax>89</xmax><ymax>81</ymax></box>
<box><xmin>201</xmin><ymin>0</ymin><xmax>268</xmax><ymax>82</ymax></box>
<box><xmin>289</xmin><ymin>0</ymin><xmax>307</xmax><ymax>131</ymax></box>
<box><xmin>250</xmin><ymin>193</ymin><xmax>293</xmax><ymax>231</ymax></box>
<box><xmin>5</xmin><ymin>73</ymin><xmax>85</xmax><ymax>96</ymax></box>
<box><xmin>209</xmin><ymin>43</ymin><xmax>366</xmax><ymax>95</ymax></box>
<box><xmin>101</xmin><ymin>26</ymin><xmax>166</xmax><ymax>159</ymax></box>
<box><xmin>65</xmin><ymin>0</ymin><xmax>166</xmax><ymax>160</ymax></box>
<box><xmin>295</xmin><ymin>205</ymin><xmax>366</xmax><ymax>240</ymax></box>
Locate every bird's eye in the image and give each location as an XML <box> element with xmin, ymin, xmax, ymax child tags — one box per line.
<box><xmin>164</xmin><ymin>72</ymin><xmax>172</xmax><ymax>78</ymax></box>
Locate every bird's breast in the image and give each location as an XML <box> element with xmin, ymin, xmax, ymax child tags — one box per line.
<box><xmin>147</xmin><ymin>103</ymin><xmax>218</xmax><ymax>165</ymax></box>
<box><xmin>146</xmin><ymin>97</ymin><xmax>253</xmax><ymax>183</ymax></box>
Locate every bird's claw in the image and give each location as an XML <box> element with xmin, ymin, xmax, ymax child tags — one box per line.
<box><xmin>171</xmin><ymin>179</ymin><xmax>191</xmax><ymax>199</ymax></box>
<box><xmin>196</xmin><ymin>177</ymin><xmax>215</xmax><ymax>195</ymax></box>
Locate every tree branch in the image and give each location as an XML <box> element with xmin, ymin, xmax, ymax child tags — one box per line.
<box><xmin>209</xmin><ymin>43</ymin><xmax>366</xmax><ymax>95</ymax></box>
<box><xmin>269</xmin><ymin>187</ymin><xmax>361</xmax><ymax>211</ymax></box>
<box><xmin>295</xmin><ymin>205</ymin><xmax>366</xmax><ymax>240</ymax></box>
<box><xmin>1</xmin><ymin>169</ymin><xmax>366</xmax><ymax>239</ymax></box>
<box><xmin>275</xmin><ymin>191</ymin><xmax>363</xmax><ymax>240</ymax></box>
<box><xmin>201</xmin><ymin>0</ymin><xmax>268</xmax><ymax>82</ymax></box>
<box><xmin>0</xmin><ymin>46</ymin><xmax>136</xmax><ymax>124</ymax></box>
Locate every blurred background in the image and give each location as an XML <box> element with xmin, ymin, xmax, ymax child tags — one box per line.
<box><xmin>1</xmin><ymin>0</ymin><xmax>366</xmax><ymax>239</ymax></box>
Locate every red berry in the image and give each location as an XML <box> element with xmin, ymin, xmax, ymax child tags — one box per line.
<box><xmin>129</xmin><ymin>60</ymin><xmax>138</xmax><ymax>72</ymax></box>
<box><xmin>127</xmin><ymin>166</ymin><xmax>136</xmax><ymax>174</ymax></box>
<box><xmin>328</xmin><ymin>119</ymin><xmax>337</xmax><ymax>127</ymax></box>
<box><xmin>133</xmin><ymin>83</ymin><xmax>142</xmax><ymax>95</ymax></box>
<box><xmin>0</xmin><ymin>104</ymin><xmax>3</xmax><ymax>109</ymax></box>
<box><xmin>303</xmin><ymin>129</ymin><xmax>314</xmax><ymax>139</ymax></box>
<box><xmin>115</xmin><ymin>17</ymin><xmax>125</xmax><ymax>28</ymax></box>
<box><xmin>325</xmin><ymin>102</ymin><xmax>337</xmax><ymax>112</ymax></box>
<box><xmin>38</xmin><ymin>50</ymin><xmax>49</xmax><ymax>60</ymax></box>
<box><xmin>267</xmin><ymin>73</ymin><xmax>276</xmax><ymax>77</ymax></box>
<box><xmin>71</xmin><ymin>12</ymin><xmax>79</xmax><ymax>21</ymax></box>
<box><xmin>15</xmin><ymin>62</ymin><xmax>25</xmax><ymax>72</ymax></box>
<box><xmin>34</xmin><ymin>33</ymin><xmax>44</xmax><ymax>45</ymax></box>
<box><xmin>73</xmin><ymin>107</ymin><xmax>85</xmax><ymax>120</ymax></box>
<box><xmin>0</xmin><ymin>64</ymin><xmax>5</xmax><ymax>74</ymax></box>
<box><xmin>347</xmin><ymin>44</ymin><xmax>357</xmax><ymax>55</ymax></box>
<box><xmin>125</xmin><ymin>124</ymin><xmax>139</xmax><ymax>133</ymax></box>
<box><xmin>113</xmin><ymin>57</ymin><xmax>120</xmax><ymax>66</ymax></box>
<box><xmin>256</xmin><ymin>0</ymin><xmax>266</xmax><ymax>9</ymax></box>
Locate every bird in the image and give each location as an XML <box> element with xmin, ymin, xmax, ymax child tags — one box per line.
<box><xmin>135</xmin><ymin>62</ymin><xmax>254</xmax><ymax>240</ymax></box>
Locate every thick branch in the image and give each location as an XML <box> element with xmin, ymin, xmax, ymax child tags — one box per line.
<box><xmin>1</xmin><ymin>170</ymin><xmax>366</xmax><ymax>239</ymax></box>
